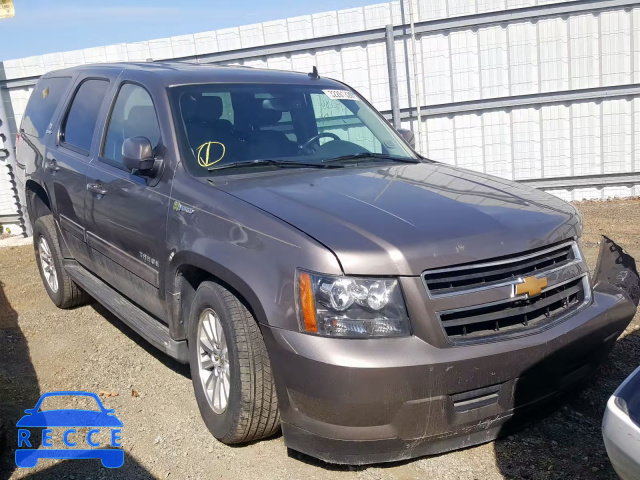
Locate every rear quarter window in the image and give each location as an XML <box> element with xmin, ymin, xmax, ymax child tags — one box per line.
<box><xmin>21</xmin><ymin>77</ymin><xmax>72</xmax><ymax>138</ymax></box>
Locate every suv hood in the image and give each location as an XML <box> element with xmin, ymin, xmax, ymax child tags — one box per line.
<box><xmin>212</xmin><ymin>162</ymin><xmax>580</xmax><ymax>275</ymax></box>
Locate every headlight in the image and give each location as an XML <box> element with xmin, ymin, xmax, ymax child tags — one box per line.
<box><xmin>296</xmin><ymin>270</ymin><xmax>411</xmax><ymax>338</ymax></box>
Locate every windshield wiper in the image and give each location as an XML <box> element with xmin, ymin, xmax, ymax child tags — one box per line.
<box><xmin>323</xmin><ymin>153</ymin><xmax>420</xmax><ymax>164</ymax></box>
<box><xmin>208</xmin><ymin>159</ymin><xmax>344</xmax><ymax>172</ymax></box>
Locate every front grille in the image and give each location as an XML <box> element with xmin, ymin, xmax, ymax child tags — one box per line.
<box><xmin>439</xmin><ymin>276</ymin><xmax>587</xmax><ymax>344</ymax></box>
<box><xmin>423</xmin><ymin>241</ymin><xmax>576</xmax><ymax>297</ymax></box>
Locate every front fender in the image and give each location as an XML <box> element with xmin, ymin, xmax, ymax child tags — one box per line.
<box><xmin>164</xmin><ymin>174</ymin><xmax>343</xmax><ymax>339</ymax></box>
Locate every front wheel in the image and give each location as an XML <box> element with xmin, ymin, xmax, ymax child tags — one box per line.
<box><xmin>188</xmin><ymin>281</ymin><xmax>280</xmax><ymax>444</ymax></box>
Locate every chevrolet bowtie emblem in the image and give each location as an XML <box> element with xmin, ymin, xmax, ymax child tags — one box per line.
<box><xmin>515</xmin><ymin>276</ymin><xmax>548</xmax><ymax>297</ymax></box>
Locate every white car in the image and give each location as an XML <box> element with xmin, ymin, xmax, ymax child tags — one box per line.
<box><xmin>603</xmin><ymin>365</ymin><xmax>640</xmax><ymax>480</ymax></box>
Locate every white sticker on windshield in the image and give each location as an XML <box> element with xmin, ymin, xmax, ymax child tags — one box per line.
<box><xmin>323</xmin><ymin>89</ymin><xmax>360</xmax><ymax>101</ymax></box>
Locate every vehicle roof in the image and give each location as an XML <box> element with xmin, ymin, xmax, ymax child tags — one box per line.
<box><xmin>43</xmin><ymin>61</ymin><xmax>345</xmax><ymax>88</ymax></box>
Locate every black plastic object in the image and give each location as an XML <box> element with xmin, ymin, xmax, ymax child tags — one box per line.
<box><xmin>308</xmin><ymin>66</ymin><xmax>320</xmax><ymax>80</ymax></box>
<box><xmin>593</xmin><ymin>236</ymin><xmax>640</xmax><ymax>306</ymax></box>
<box><xmin>122</xmin><ymin>136</ymin><xmax>155</xmax><ymax>171</ymax></box>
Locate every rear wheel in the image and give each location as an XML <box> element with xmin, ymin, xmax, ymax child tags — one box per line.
<box><xmin>188</xmin><ymin>280</ymin><xmax>280</xmax><ymax>444</ymax></box>
<box><xmin>33</xmin><ymin>215</ymin><xmax>89</xmax><ymax>309</ymax></box>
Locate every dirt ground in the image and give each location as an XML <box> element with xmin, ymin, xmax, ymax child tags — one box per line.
<box><xmin>1</xmin><ymin>198</ymin><xmax>640</xmax><ymax>480</ymax></box>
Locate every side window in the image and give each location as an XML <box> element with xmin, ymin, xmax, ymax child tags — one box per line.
<box><xmin>102</xmin><ymin>84</ymin><xmax>161</xmax><ymax>164</ymax></box>
<box><xmin>21</xmin><ymin>77</ymin><xmax>72</xmax><ymax>139</ymax></box>
<box><xmin>61</xmin><ymin>79</ymin><xmax>109</xmax><ymax>154</ymax></box>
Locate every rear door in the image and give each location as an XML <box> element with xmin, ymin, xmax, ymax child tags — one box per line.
<box><xmin>84</xmin><ymin>80</ymin><xmax>170</xmax><ymax>320</ymax></box>
<box><xmin>46</xmin><ymin>75</ymin><xmax>112</xmax><ymax>265</ymax></box>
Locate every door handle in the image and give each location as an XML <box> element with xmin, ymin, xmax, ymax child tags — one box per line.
<box><xmin>87</xmin><ymin>183</ymin><xmax>108</xmax><ymax>196</ymax></box>
<box><xmin>44</xmin><ymin>158</ymin><xmax>60</xmax><ymax>172</ymax></box>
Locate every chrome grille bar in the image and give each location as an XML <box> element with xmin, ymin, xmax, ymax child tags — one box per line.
<box><xmin>422</xmin><ymin>240</ymin><xmax>590</xmax><ymax>345</ymax></box>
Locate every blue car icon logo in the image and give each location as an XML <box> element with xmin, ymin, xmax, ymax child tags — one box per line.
<box><xmin>15</xmin><ymin>391</ymin><xmax>124</xmax><ymax>468</ymax></box>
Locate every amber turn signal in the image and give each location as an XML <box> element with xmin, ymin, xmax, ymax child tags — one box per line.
<box><xmin>299</xmin><ymin>271</ymin><xmax>317</xmax><ymax>333</ymax></box>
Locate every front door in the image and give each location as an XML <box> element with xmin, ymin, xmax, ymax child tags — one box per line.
<box><xmin>84</xmin><ymin>82</ymin><xmax>170</xmax><ymax>320</ymax></box>
<box><xmin>47</xmin><ymin>77</ymin><xmax>111</xmax><ymax>265</ymax></box>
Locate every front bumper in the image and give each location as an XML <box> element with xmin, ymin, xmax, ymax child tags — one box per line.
<box><xmin>263</xmin><ymin>282</ymin><xmax>636</xmax><ymax>464</ymax></box>
<box><xmin>603</xmin><ymin>366</ymin><xmax>640</xmax><ymax>480</ymax></box>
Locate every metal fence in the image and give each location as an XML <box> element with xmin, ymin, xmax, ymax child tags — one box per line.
<box><xmin>2</xmin><ymin>0</ymin><xmax>640</xmax><ymax>235</ymax></box>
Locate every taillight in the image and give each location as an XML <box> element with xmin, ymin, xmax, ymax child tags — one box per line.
<box><xmin>15</xmin><ymin>131</ymin><xmax>20</xmax><ymax>150</ymax></box>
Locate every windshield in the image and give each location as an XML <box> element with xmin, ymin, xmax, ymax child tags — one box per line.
<box><xmin>169</xmin><ymin>83</ymin><xmax>417</xmax><ymax>176</ymax></box>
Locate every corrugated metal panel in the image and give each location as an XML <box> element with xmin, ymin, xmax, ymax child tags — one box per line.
<box><xmin>447</xmin><ymin>0</ymin><xmax>476</xmax><ymax>17</ymax></box>
<box><xmin>570</xmin><ymin>14</ymin><xmax>600</xmax><ymax>89</ymax></box>
<box><xmin>313</xmin><ymin>11</ymin><xmax>339</xmax><ymax>36</ymax></box>
<box><xmin>512</xmin><ymin>107</ymin><xmax>543</xmax><ymax>180</ymax></box>
<box><xmin>454</xmin><ymin>113</ymin><xmax>484</xmax><ymax>171</ymax></box>
<box><xmin>422</xmin><ymin>33</ymin><xmax>452</xmax><ymax>104</ymax></box>
<box><xmin>2</xmin><ymin>0</ymin><xmax>640</xmax><ymax>225</ymax></box>
<box><xmin>365</xmin><ymin>3</ymin><xmax>393</xmax><ymax>29</ymax></box>
<box><xmin>216</xmin><ymin>27</ymin><xmax>242</xmax><ymax>51</ymax></box>
<box><xmin>149</xmin><ymin>38</ymin><xmax>173</xmax><ymax>61</ymax></box>
<box><xmin>483</xmin><ymin>110</ymin><xmax>513</xmax><ymax>178</ymax></box>
<box><xmin>538</xmin><ymin>18</ymin><xmax>570</xmax><ymax>92</ymax></box>
<box><xmin>572</xmin><ymin>102</ymin><xmax>602</xmax><ymax>176</ymax></box>
<box><xmin>239</xmin><ymin>24</ymin><xmax>265</xmax><ymax>49</ymax></box>
<box><xmin>104</xmin><ymin>44</ymin><xmax>128</xmax><ymax>63</ymax></box>
<box><xmin>368</xmin><ymin>42</ymin><xmax>391</xmax><ymax>110</ymax></box>
<box><xmin>424</xmin><ymin>116</ymin><xmax>455</xmax><ymax>164</ymax></box>
<box><xmin>450</xmin><ymin>30</ymin><xmax>481</xmax><ymax>102</ymax></box>
<box><xmin>194</xmin><ymin>31</ymin><xmax>218</xmax><ymax>55</ymax></box>
<box><xmin>508</xmin><ymin>22</ymin><xmax>539</xmax><ymax>95</ymax></box>
<box><xmin>287</xmin><ymin>15</ymin><xmax>313</xmax><ymax>41</ymax></box>
<box><xmin>479</xmin><ymin>26</ymin><xmax>509</xmax><ymax>99</ymax></box>
<box><xmin>416</xmin><ymin>0</ymin><xmax>445</xmax><ymax>21</ymax></box>
<box><xmin>477</xmin><ymin>0</ymin><xmax>506</xmax><ymax>14</ymax></box>
<box><xmin>0</xmin><ymin>135</ymin><xmax>17</xmax><ymax>220</ymax></box>
<box><xmin>603</xmin><ymin>98</ymin><xmax>634</xmax><ymax>173</ymax></box>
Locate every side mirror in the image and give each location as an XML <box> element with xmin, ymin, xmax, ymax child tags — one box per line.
<box><xmin>397</xmin><ymin>128</ymin><xmax>416</xmax><ymax>149</ymax></box>
<box><xmin>122</xmin><ymin>136</ymin><xmax>155</xmax><ymax>172</ymax></box>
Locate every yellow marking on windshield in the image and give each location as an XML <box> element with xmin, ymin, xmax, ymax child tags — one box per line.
<box><xmin>197</xmin><ymin>141</ymin><xmax>226</xmax><ymax>168</ymax></box>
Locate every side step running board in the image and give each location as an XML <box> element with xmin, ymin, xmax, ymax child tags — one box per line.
<box><xmin>64</xmin><ymin>261</ymin><xmax>189</xmax><ymax>363</ymax></box>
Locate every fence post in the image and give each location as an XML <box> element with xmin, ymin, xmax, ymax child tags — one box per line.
<box><xmin>385</xmin><ymin>24</ymin><xmax>401</xmax><ymax>130</ymax></box>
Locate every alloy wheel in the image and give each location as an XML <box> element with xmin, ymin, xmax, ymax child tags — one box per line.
<box><xmin>197</xmin><ymin>308</ymin><xmax>231</xmax><ymax>414</ymax></box>
<box><xmin>38</xmin><ymin>235</ymin><xmax>58</xmax><ymax>293</ymax></box>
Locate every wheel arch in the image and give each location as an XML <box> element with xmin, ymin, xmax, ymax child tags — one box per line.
<box><xmin>25</xmin><ymin>179</ymin><xmax>52</xmax><ymax>226</ymax></box>
<box><xmin>167</xmin><ymin>251</ymin><xmax>268</xmax><ymax>341</ymax></box>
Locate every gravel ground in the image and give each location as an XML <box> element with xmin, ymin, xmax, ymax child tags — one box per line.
<box><xmin>1</xmin><ymin>198</ymin><xmax>640</xmax><ymax>480</ymax></box>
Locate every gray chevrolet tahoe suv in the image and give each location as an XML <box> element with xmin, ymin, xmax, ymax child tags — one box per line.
<box><xmin>16</xmin><ymin>62</ymin><xmax>639</xmax><ymax>464</ymax></box>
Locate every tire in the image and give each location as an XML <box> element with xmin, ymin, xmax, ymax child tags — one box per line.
<box><xmin>33</xmin><ymin>215</ymin><xmax>89</xmax><ymax>309</ymax></box>
<box><xmin>188</xmin><ymin>280</ymin><xmax>280</xmax><ymax>444</ymax></box>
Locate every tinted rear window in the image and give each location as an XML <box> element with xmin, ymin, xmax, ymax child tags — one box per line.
<box><xmin>61</xmin><ymin>79</ymin><xmax>110</xmax><ymax>153</ymax></box>
<box><xmin>21</xmin><ymin>77</ymin><xmax>71</xmax><ymax>138</ymax></box>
